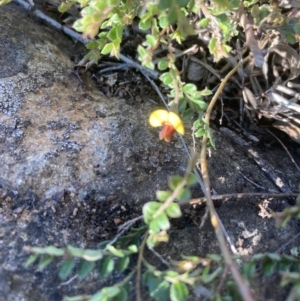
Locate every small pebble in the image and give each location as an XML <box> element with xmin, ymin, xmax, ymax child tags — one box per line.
<box><xmin>73</xmin><ymin>208</ymin><xmax>78</xmax><ymax>216</ymax></box>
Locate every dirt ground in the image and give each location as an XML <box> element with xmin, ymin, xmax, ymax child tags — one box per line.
<box><xmin>1</xmin><ymin>2</ymin><xmax>300</xmax><ymax>301</ymax></box>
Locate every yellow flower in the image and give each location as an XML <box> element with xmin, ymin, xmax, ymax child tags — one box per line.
<box><xmin>149</xmin><ymin>109</ymin><xmax>184</xmax><ymax>142</ymax></box>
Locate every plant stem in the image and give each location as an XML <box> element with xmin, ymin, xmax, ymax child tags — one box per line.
<box><xmin>152</xmin><ymin>179</ymin><xmax>187</xmax><ymax>219</ymax></box>
<box><xmin>200</xmin><ymin>56</ymin><xmax>254</xmax><ymax>301</ymax></box>
<box><xmin>118</xmin><ymin>268</ymin><xmax>136</xmax><ymax>287</ymax></box>
<box><xmin>136</xmin><ymin>231</ymin><xmax>149</xmax><ymax>301</ymax></box>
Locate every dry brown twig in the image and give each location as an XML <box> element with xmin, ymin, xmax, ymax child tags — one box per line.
<box><xmin>189</xmin><ymin>192</ymin><xmax>298</xmax><ymax>205</ymax></box>
<box><xmin>200</xmin><ymin>55</ymin><xmax>254</xmax><ymax>301</ymax></box>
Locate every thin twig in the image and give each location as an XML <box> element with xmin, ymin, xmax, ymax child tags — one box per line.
<box><xmin>199</xmin><ymin>207</ymin><xmax>209</xmax><ymax>229</ymax></box>
<box><xmin>266</xmin><ymin>129</ymin><xmax>300</xmax><ymax>173</ymax></box>
<box><xmin>148</xmin><ymin>247</ymin><xmax>170</xmax><ymax>267</ymax></box>
<box><xmin>98</xmin><ymin>63</ymin><xmax>130</xmax><ymax>74</ymax></box>
<box><xmin>105</xmin><ymin>216</ymin><xmax>143</xmax><ymax>248</ymax></box>
<box><xmin>189</xmin><ymin>192</ymin><xmax>298</xmax><ymax>205</ymax></box>
<box><xmin>200</xmin><ymin>55</ymin><xmax>254</xmax><ymax>301</ymax></box>
<box><xmin>136</xmin><ymin>231</ymin><xmax>148</xmax><ymax>301</ymax></box>
<box><xmin>15</xmin><ymin>0</ymin><xmax>89</xmax><ymax>44</ymax></box>
<box><xmin>57</xmin><ymin>275</ymin><xmax>78</xmax><ymax>288</ymax></box>
<box><xmin>275</xmin><ymin>232</ymin><xmax>300</xmax><ymax>254</ymax></box>
<box><xmin>238</xmin><ymin>172</ymin><xmax>265</xmax><ymax>190</ymax></box>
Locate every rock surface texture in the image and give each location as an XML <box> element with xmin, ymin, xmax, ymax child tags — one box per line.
<box><xmin>1</xmin><ymin>3</ymin><xmax>300</xmax><ymax>301</ymax></box>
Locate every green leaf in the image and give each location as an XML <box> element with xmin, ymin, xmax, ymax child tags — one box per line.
<box><xmin>128</xmin><ymin>245</ymin><xmax>138</xmax><ymax>253</ymax></box>
<box><xmin>159</xmin><ymin>0</ymin><xmax>172</xmax><ymax>10</ymax></box>
<box><xmin>86</xmin><ymin>40</ymin><xmax>98</xmax><ymax>49</ymax></box>
<box><xmin>101</xmin><ymin>43</ymin><xmax>113</xmax><ymax>55</ymax></box>
<box><xmin>177</xmin><ymin>188</ymin><xmax>191</xmax><ymax>202</ymax></box>
<box><xmin>156</xmin><ymin>190</ymin><xmax>172</xmax><ymax>202</ymax></box>
<box><xmin>149</xmin><ymin>212</ymin><xmax>170</xmax><ymax>232</ymax></box>
<box><xmin>112</xmin><ymin>287</ymin><xmax>128</xmax><ymax>301</ymax></box>
<box><xmin>170</xmin><ymin>281</ymin><xmax>189</xmax><ymax>301</ymax></box>
<box><xmin>251</xmin><ymin>253</ymin><xmax>266</xmax><ymax>262</ymax></box>
<box><xmin>183</xmin><ymin>83</ymin><xmax>197</xmax><ymax>94</ymax></box>
<box><xmin>146</xmin><ymin>34</ymin><xmax>158</xmax><ymax>47</ymax></box>
<box><xmin>178</xmin><ymin>98</ymin><xmax>187</xmax><ymax>112</ymax></box>
<box><xmin>168</xmin><ymin>176</ymin><xmax>183</xmax><ymax>190</ymax></box>
<box><xmin>190</xmin><ymin>99</ymin><xmax>207</xmax><ymax>110</ymax></box>
<box><xmin>107</xmin><ymin>27</ymin><xmax>117</xmax><ymax>41</ymax></box>
<box><xmin>206</xmin><ymin>127</ymin><xmax>216</xmax><ymax>149</ymax></box>
<box><xmin>143</xmin><ymin>202</ymin><xmax>161</xmax><ymax>223</ymax></box>
<box><xmin>143</xmin><ymin>61</ymin><xmax>155</xmax><ymax>70</ymax></box>
<box><xmin>158</xmin><ymin>58</ymin><xmax>169</xmax><ymax>71</ymax></box>
<box><xmin>186</xmin><ymin>174</ymin><xmax>197</xmax><ymax>186</ymax></box>
<box><xmin>107</xmin><ymin>245</ymin><xmax>125</xmax><ymax>258</ymax></box>
<box><xmin>67</xmin><ymin>245</ymin><xmax>84</xmax><ymax>257</ymax></box>
<box><xmin>158</xmin><ymin>15</ymin><xmax>169</xmax><ymax>28</ymax></box>
<box><xmin>267</xmin><ymin>253</ymin><xmax>281</xmax><ymax>261</ymax></box>
<box><xmin>208</xmin><ymin>37</ymin><xmax>217</xmax><ymax>55</ymax></box>
<box><xmin>181</xmin><ymin>108</ymin><xmax>194</xmax><ymax>121</ymax></box>
<box><xmin>31</xmin><ymin>246</ymin><xmax>64</xmax><ymax>256</ymax></box>
<box><xmin>38</xmin><ymin>256</ymin><xmax>53</xmax><ymax>270</ymax></box>
<box><xmin>82</xmin><ymin>249</ymin><xmax>103</xmax><ymax>261</ymax></box>
<box><xmin>89</xmin><ymin>291</ymin><xmax>107</xmax><ymax>301</ymax></box>
<box><xmin>155</xmin><ymin>213</ymin><xmax>170</xmax><ymax>230</ymax></box>
<box><xmin>25</xmin><ymin>254</ymin><xmax>39</xmax><ymax>267</ymax></box>
<box><xmin>149</xmin><ymin>218</ymin><xmax>161</xmax><ymax>233</ymax></box>
<box><xmin>242</xmin><ymin>262</ymin><xmax>256</xmax><ymax>279</ymax></box>
<box><xmin>166</xmin><ymin>203</ymin><xmax>182</xmax><ymax>218</ymax></box>
<box><xmin>116</xmin><ymin>256</ymin><xmax>130</xmax><ymax>273</ymax></box>
<box><xmin>58</xmin><ymin>2</ymin><xmax>74</xmax><ymax>13</ymax></box>
<box><xmin>207</xmin><ymin>254</ymin><xmax>223</xmax><ymax>262</ymax></box>
<box><xmin>168</xmin><ymin>6</ymin><xmax>179</xmax><ymax>24</ymax></box>
<box><xmin>77</xmin><ymin>259</ymin><xmax>95</xmax><ymax>279</ymax></box>
<box><xmin>139</xmin><ymin>19</ymin><xmax>152</xmax><ymax>30</ymax></box>
<box><xmin>0</xmin><ymin>0</ymin><xmax>12</xmax><ymax>5</ymax></box>
<box><xmin>102</xmin><ymin>286</ymin><xmax>120</xmax><ymax>298</ymax></box>
<box><xmin>262</xmin><ymin>259</ymin><xmax>276</xmax><ymax>276</ymax></box>
<box><xmin>98</xmin><ymin>241</ymin><xmax>110</xmax><ymax>249</ymax></box>
<box><xmin>144</xmin><ymin>272</ymin><xmax>170</xmax><ymax>301</ymax></box>
<box><xmin>160</xmin><ymin>72</ymin><xmax>173</xmax><ymax>86</ymax></box>
<box><xmin>200</xmin><ymin>87</ymin><xmax>212</xmax><ymax>96</ymax></box>
<box><xmin>59</xmin><ymin>258</ymin><xmax>74</xmax><ymax>280</ymax></box>
<box><xmin>195</xmin><ymin>128</ymin><xmax>205</xmax><ymax>138</ymax></box>
<box><xmin>177</xmin><ymin>0</ymin><xmax>189</xmax><ymax>7</ymax></box>
<box><xmin>193</xmin><ymin>118</ymin><xmax>203</xmax><ymax>129</ymax></box>
<box><xmin>99</xmin><ymin>256</ymin><xmax>114</xmax><ymax>278</ymax></box>
<box><xmin>202</xmin><ymin>266</ymin><xmax>222</xmax><ymax>283</ymax></box>
<box><xmin>198</xmin><ymin>18</ymin><xmax>209</xmax><ymax>28</ymax></box>
<box><xmin>137</xmin><ymin>45</ymin><xmax>147</xmax><ymax>58</ymax></box>
<box><xmin>213</xmin><ymin>0</ymin><xmax>233</xmax><ymax>9</ymax></box>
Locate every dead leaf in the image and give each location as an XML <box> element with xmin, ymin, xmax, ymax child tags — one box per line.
<box><xmin>273</xmin><ymin>120</ymin><xmax>300</xmax><ymax>143</ymax></box>
<box><xmin>262</xmin><ymin>43</ymin><xmax>300</xmax><ymax>81</ymax></box>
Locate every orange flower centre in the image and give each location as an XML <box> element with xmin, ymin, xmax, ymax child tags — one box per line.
<box><xmin>159</xmin><ymin>123</ymin><xmax>176</xmax><ymax>142</ymax></box>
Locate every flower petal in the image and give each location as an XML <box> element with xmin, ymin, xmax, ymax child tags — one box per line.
<box><xmin>168</xmin><ymin>112</ymin><xmax>184</xmax><ymax>135</ymax></box>
<box><xmin>159</xmin><ymin>125</ymin><xmax>176</xmax><ymax>142</ymax></box>
<box><xmin>149</xmin><ymin>109</ymin><xmax>169</xmax><ymax>127</ymax></box>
